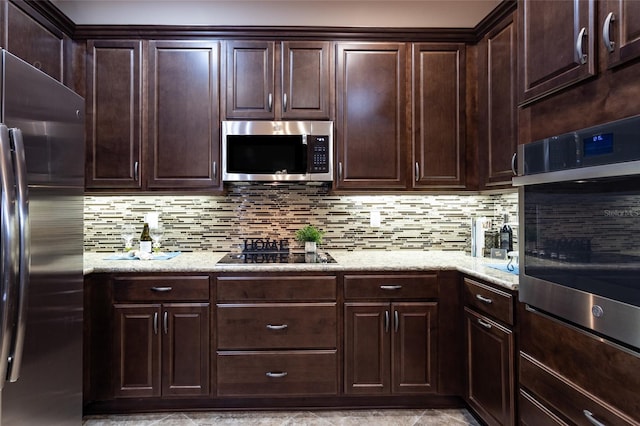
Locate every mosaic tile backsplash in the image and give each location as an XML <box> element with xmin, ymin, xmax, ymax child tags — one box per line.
<box><xmin>84</xmin><ymin>185</ymin><xmax>518</xmax><ymax>253</ymax></box>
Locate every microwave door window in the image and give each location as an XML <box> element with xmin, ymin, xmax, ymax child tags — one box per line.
<box><xmin>523</xmin><ymin>176</ymin><xmax>640</xmax><ymax>307</ymax></box>
<box><xmin>227</xmin><ymin>135</ymin><xmax>306</xmax><ymax>174</ymax></box>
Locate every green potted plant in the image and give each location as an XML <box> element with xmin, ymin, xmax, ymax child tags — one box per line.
<box><xmin>295</xmin><ymin>225</ymin><xmax>325</xmax><ymax>253</ymax></box>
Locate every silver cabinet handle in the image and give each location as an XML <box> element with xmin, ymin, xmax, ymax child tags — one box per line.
<box><xmin>477</xmin><ymin>318</ymin><xmax>492</xmax><ymax>329</ymax></box>
<box><xmin>384</xmin><ymin>310</ymin><xmax>390</xmax><ymax>333</ymax></box>
<box><xmin>266</xmin><ymin>371</ymin><xmax>287</xmax><ymax>378</ymax></box>
<box><xmin>163</xmin><ymin>311</ymin><xmax>168</xmax><ymax>334</ymax></box>
<box><xmin>603</xmin><ymin>12</ymin><xmax>615</xmax><ymax>53</ymax></box>
<box><xmin>134</xmin><ymin>161</ymin><xmax>139</xmax><ymax>182</ymax></box>
<box><xmin>476</xmin><ymin>294</ymin><xmax>493</xmax><ymax>304</ymax></box>
<box><xmin>338</xmin><ymin>162</ymin><xmax>343</xmax><ymax>181</ymax></box>
<box><xmin>583</xmin><ymin>410</ymin><xmax>606</xmax><ymax>426</ymax></box>
<box><xmin>212</xmin><ymin>161</ymin><xmax>217</xmax><ymax>177</ymax></box>
<box><xmin>266</xmin><ymin>324</ymin><xmax>288</xmax><ymax>330</ymax></box>
<box><xmin>268</xmin><ymin>93</ymin><xmax>273</xmax><ymax>111</ymax></box>
<box><xmin>576</xmin><ymin>27</ymin><xmax>588</xmax><ymax>65</ymax></box>
<box><xmin>511</xmin><ymin>152</ymin><xmax>518</xmax><ymax>176</ymax></box>
<box><xmin>7</xmin><ymin>128</ymin><xmax>29</xmax><ymax>383</ymax></box>
<box><xmin>151</xmin><ymin>286</ymin><xmax>172</xmax><ymax>292</ymax></box>
<box><xmin>283</xmin><ymin>92</ymin><xmax>288</xmax><ymax>111</ymax></box>
<box><xmin>153</xmin><ymin>312</ymin><xmax>159</xmax><ymax>335</ymax></box>
<box><xmin>415</xmin><ymin>162</ymin><xmax>419</xmax><ymax>182</ymax></box>
<box><xmin>380</xmin><ymin>285</ymin><xmax>402</xmax><ymax>290</ymax></box>
<box><xmin>394</xmin><ymin>310</ymin><xmax>399</xmax><ymax>333</ymax></box>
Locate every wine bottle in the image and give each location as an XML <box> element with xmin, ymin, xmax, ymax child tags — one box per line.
<box><xmin>139</xmin><ymin>222</ymin><xmax>152</xmax><ymax>253</ymax></box>
<box><xmin>500</xmin><ymin>214</ymin><xmax>513</xmax><ymax>251</ymax></box>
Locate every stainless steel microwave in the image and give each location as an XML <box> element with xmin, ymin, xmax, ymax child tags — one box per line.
<box><xmin>221</xmin><ymin>121</ymin><xmax>333</xmax><ymax>183</ymax></box>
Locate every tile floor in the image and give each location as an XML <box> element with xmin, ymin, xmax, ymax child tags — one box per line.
<box><xmin>82</xmin><ymin>408</ymin><xmax>481</xmax><ymax>425</ymax></box>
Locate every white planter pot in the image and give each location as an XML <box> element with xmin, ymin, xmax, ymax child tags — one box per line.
<box><xmin>305</xmin><ymin>241</ymin><xmax>317</xmax><ymax>253</ymax></box>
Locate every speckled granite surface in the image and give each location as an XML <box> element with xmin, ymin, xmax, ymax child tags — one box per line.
<box><xmin>84</xmin><ymin>250</ymin><xmax>518</xmax><ymax>291</ymax></box>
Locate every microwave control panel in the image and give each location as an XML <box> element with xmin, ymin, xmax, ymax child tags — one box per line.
<box><xmin>308</xmin><ymin>135</ymin><xmax>330</xmax><ymax>173</ymax></box>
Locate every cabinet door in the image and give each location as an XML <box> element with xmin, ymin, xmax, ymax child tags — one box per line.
<box><xmin>479</xmin><ymin>14</ymin><xmax>518</xmax><ymax>188</ymax></box>
<box><xmin>344</xmin><ymin>303</ymin><xmax>390</xmax><ymax>394</ymax></box>
<box><xmin>147</xmin><ymin>41</ymin><xmax>220</xmax><ymax>189</ymax></box>
<box><xmin>281</xmin><ymin>41</ymin><xmax>331</xmax><ymax>120</ymax></box>
<box><xmin>162</xmin><ymin>303</ymin><xmax>210</xmax><ymax>397</ymax></box>
<box><xmin>601</xmin><ymin>0</ymin><xmax>640</xmax><ymax>68</ymax></box>
<box><xmin>86</xmin><ymin>40</ymin><xmax>142</xmax><ymax>189</ymax></box>
<box><xmin>391</xmin><ymin>302</ymin><xmax>438</xmax><ymax>394</ymax></box>
<box><xmin>519</xmin><ymin>0</ymin><xmax>596</xmax><ymax>104</ymax></box>
<box><xmin>224</xmin><ymin>40</ymin><xmax>275</xmax><ymax>119</ymax></box>
<box><xmin>465</xmin><ymin>308</ymin><xmax>515</xmax><ymax>426</ymax></box>
<box><xmin>113</xmin><ymin>303</ymin><xmax>161</xmax><ymax>398</ymax></box>
<box><xmin>6</xmin><ymin>2</ymin><xmax>63</xmax><ymax>81</ymax></box>
<box><xmin>336</xmin><ymin>43</ymin><xmax>408</xmax><ymax>190</ymax></box>
<box><xmin>412</xmin><ymin>43</ymin><xmax>465</xmax><ymax>189</ymax></box>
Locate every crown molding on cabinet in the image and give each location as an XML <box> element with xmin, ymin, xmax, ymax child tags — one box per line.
<box><xmin>17</xmin><ymin>0</ymin><xmax>516</xmax><ymax>43</ymax></box>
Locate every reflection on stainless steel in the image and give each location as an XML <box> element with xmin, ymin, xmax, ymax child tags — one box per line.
<box><xmin>0</xmin><ymin>50</ymin><xmax>84</xmax><ymax>425</ymax></box>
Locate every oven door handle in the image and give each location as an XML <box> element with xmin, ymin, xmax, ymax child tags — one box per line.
<box><xmin>513</xmin><ymin>159</ymin><xmax>640</xmax><ymax>186</ymax></box>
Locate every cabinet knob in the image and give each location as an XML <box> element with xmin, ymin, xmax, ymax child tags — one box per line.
<box><xmin>583</xmin><ymin>410</ymin><xmax>606</xmax><ymax>426</ymax></box>
<box><xmin>603</xmin><ymin>12</ymin><xmax>616</xmax><ymax>53</ymax></box>
<box><xmin>477</xmin><ymin>318</ymin><xmax>492</xmax><ymax>329</ymax></box>
<box><xmin>266</xmin><ymin>371</ymin><xmax>287</xmax><ymax>378</ymax></box>
<box><xmin>283</xmin><ymin>93</ymin><xmax>288</xmax><ymax>112</ymax></box>
<box><xmin>511</xmin><ymin>152</ymin><xmax>518</xmax><ymax>176</ymax></box>
<box><xmin>151</xmin><ymin>286</ymin><xmax>172</xmax><ymax>292</ymax></box>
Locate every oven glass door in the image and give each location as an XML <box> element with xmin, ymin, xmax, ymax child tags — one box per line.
<box><xmin>523</xmin><ymin>175</ymin><xmax>640</xmax><ymax>308</ymax></box>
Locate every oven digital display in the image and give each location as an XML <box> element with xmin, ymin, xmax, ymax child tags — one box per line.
<box><xmin>584</xmin><ymin>133</ymin><xmax>614</xmax><ymax>157</ymax></box>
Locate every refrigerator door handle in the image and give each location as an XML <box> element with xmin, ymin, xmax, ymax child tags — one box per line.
<box><xmin>0</xmin><ymin>124</ymin><xmax>19</xmax><ymax>390</ymax></box>
<box><xmin>7</xmin><ymin>128</ymin><xmax>30</xmax><ymax>382</ymax></box>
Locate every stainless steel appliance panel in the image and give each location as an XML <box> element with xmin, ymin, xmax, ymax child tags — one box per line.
<box><xmin>0</xmin><ymin>50</ymin><xmax>84</xmax><ymax>425</ymax></box>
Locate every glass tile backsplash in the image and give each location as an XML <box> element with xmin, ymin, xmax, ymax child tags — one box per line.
<box><xmin>84</xmin><ymin>184</ymin><xmax>518</xmax><ymax>253</ymax></box>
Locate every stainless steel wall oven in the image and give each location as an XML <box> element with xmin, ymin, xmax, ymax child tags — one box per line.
<box><xmin>513</xmin><ymin>114</ymin><xmax>640</xmax><ymax>351</ymax></box>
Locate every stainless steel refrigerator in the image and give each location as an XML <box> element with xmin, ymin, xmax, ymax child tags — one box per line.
<box><xmin>0</xmin><ymin>50</ymin><xmax>84</xmax><ymax>425</ymax></box>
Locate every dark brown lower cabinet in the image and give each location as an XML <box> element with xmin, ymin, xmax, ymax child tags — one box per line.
<box><xmin>464</xmin><ymin>308</ymin><xmax>514</xmax><ymax>426</ymax></box>
<box><xmin>113</xmin><ymin>302</ymin><xmax>210</xmax><ymax>398</ymax></box>
<box><xmin>344</xmin><ymin>302</ymin><xmax>438</xmax><ymax>395</ymax></box>
<box><xmin>519</xmin><ymin>306</ymin><xmax>640</xmax><ymax>425</ymax></box>
<box><xmin>462</xmin><ymin>276</ymin><xmax>516</xmax><ymax>426</ymax></box>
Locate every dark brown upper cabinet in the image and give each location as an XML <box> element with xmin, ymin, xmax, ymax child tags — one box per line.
<box><xmin>412</xmin><ymin>43</ymin><xmax>466</xmax><ymax>190</ymax></box>
<box><xmin>3</xmin><ymin>1</ymin><xmax>65</xmax><ymax>82</ymax></box>
<box><xmin>600</xmin><ymin>0</ymin><xmax>640</xmax><ymax>69</ymax></box>
<box><xmin>478</xmin><ymin>12</ymin><xmax>518</xmax><ymax>188</ymax></box>
<box><xmin>335</xmin><ymin>42</ymin><xmax>408</xmax><ymax>190</ymax></box>
<box><xmin>223</xmin><ymin>40</ymin><xmax>331</xmax><ymax>120</ymax></box>
<box><xmin>85</xmin><ymin>40</ymin><xmax>143</xmax><ymax>190</ymax></box>
<box><xmin>147</xmin><ymin>41</ymin><xmax>220</xmax><ymax>189</ymax></box>
<box><xmin>518</xmin><ymin>0</ymin><xmax>596</xmax><ymax>105</ymax></box>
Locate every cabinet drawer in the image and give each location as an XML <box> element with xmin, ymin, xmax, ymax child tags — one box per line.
<box><xmin>216</xmin><ymin>350</ymin><xmax>338</xmax><ymax>396</ymax></box>
<box><xmin>217</xmin><ymin>303</ymin><xmax>336</xmax><ymax>349</ymax></box>
<box><xmin>113</xmin><ymin>276</ymin><xmax>210</xmax><ymax>301</ymax></box>
<box><xmin>463</xmin><ymin>277</ymin><xmax>513</xmax><ymax>325</ymax></box>
<box><xmin>217</xmin><ymin>276</ymin><xmax>336</xmax><ymax>301</ymax></box>
<box><xmin>520</xmin><ymin>353</ymin><xmax>637</xmax><ymax>426</ymax></box>
<box><xmin>344</xmin><ymin>274</ymin><xmax>437</xmax><ymax>300</ymax></box>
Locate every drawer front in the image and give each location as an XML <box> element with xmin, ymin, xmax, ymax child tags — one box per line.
<box><xmin>217</xmin><ymin>303</ymin><xmax>336</xmax><ymax>349</ymax></box>
<box><xmin>217</xmin><ymin>276</ymin><xmax>336</xmax><ymax>301</ymax></box>
<box><xmin>216</xmin><ymin>350</ymin><xmax>338</xmax><ymax>396</ymax></box>
<box><xmin>113</xmin><ymin>276</ymin><xmax>210</xmax><ymax>301</ymax></box>
<box><xmin>344</xmin><ymin>274</ymin><xmax>437</xmax><ymax>300</ymax></box>
<box><xmin>520</xmin><ymin>353</ymin><xmax>637</xmax><ymax>426</ymax></box>
<box><xmin>463</xmin><ymin>277</ymin><xmax>513</xmax><ymax>325</ymax></box>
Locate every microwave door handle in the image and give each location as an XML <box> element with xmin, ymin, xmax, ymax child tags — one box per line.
<box><xmin>0</xmin><ymin>124</ymin><xmax>19</xmax><ymax>391</ymax></box>
<box><xmin>7</xmin><ymin>128</ymin><xmax>30</xmax><ymax>383</ymax></box>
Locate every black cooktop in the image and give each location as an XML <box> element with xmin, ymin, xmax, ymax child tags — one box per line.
<box><xmin>217</xmin><ymin>251</ymin><xmax>337</xmax><ymax>264</ymax></box>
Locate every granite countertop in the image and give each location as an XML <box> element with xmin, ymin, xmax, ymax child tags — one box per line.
<box><xmin>84</xmin><ymin>250</ymin><xmax>518</xmax><ymax>291</ymax></box>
